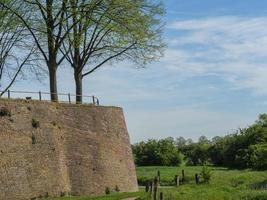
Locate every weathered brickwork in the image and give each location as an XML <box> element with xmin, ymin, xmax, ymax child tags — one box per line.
<box><xmin>0</xmin><ymin>99</ymin><xmax>138</xmax><ymax>200</ymax></box>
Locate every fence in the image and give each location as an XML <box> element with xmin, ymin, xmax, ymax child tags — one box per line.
<box><xmin>0</xmin><ymin>90</ymin><xmax>100</xmax><ymax>105</ymax></box>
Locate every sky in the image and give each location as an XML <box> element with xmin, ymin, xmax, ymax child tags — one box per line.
<box><xmin>4</xmin><ymin>0</ymin><xmax>267</xmax><ymax>143</ymax></box>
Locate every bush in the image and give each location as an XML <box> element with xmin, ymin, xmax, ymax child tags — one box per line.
<box><xmin>105</xmin><ymin>187</ymin><xmax>111</xmax><ymax>195</ymax></box>
<box><xmin>60</xmin><ymin>192</ymin><xmax>69</xmax><ymax>197</ymax></box>
<box><xmin>115</xmin><ymin>185</ymin><xmax>120</xmax><ymax>192</ymax></box>
<box><xmin>0</xmin><ymin>107</ymin><xmax>11</xmax><ymax>117</ymax></box>
<box><xmin>200</xmin><ymin>164</ymin><xmax>212</xmax><ymax>184</ymax></box>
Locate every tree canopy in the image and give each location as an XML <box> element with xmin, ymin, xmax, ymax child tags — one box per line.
<box><xmin>0</xmin><ymin>0</ymin><xmax>37</xmax><ymax>95</ymax></box>
<box><xmin>133</xmin><ymin>137</ymin><xmax>183</xmax><ymax>166</ymax></box>
<box><xmin>132</xmin><ymin>114</ymin><xmax>267</xmax><ymax>170</ymax></box>
<box><xmin>0</xmin><ymin>0</ymin><xmax>165</xmax><ymax>102</ymax></box>
<box><xmin>61</xmin><ymin>0</ymin><xmax>165</xmax><ymax>102</ymax></box>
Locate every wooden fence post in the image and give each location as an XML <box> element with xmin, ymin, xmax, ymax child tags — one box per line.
<box><xmin>8</xmin><ymin>90</ymin><xmax>10</xmax><ymax>99</ymax></box>
<box><xmin>182</xmin><ymin>169</ymin><xmax>185</xmax><ymax>182</ymax></box>
<box><xmin>175</xmin><ymin>175</ymin><xmax>179</xmax><ymax>187</ymax></box>
<box><xmin>160</xmin><ymin>192</ymin><xmax>163</xmax><ymax>200</ymax></box>
<box><xmin>145</xmin><ymin>181</ymin><xmax>150</xmax><ymax>192</ymax></box>
<box><xmin>68</xmin><ymin>93</ymin><xmax>71</xmax><ymax>104</ymax></box>
<box><xmin>153</xmin><ymin>177</ymin><xmax>158</xmax><ymax>200</ymax></box>
<box><xmin>195</xmin><ymin>173</ymin><xmax>199</xmax><ymax>184</ymax></box>
<box><xmin>92</xmin><ymin>96</ymin><xmax>95</xmax><ymax>105</ymax></box>
<box><xmin>149</xmin><ymin>181</ymin><xmax>153</xmax><ymax>197</ymax></box>
<box><xmin>157</xmin><ymin>170</ymin><xmax>161</xmax><ymax>184</ymax></box>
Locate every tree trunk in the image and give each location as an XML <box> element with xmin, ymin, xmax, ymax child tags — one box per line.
<box><xmin>75</xmin><ymin>71</ymin><xmax>83</xmax><ymax>104</ymax></box>
<box><xmin>48</xmin><ymin>65</ymin><xmax>58</xmax><ymax>102</ymax></box>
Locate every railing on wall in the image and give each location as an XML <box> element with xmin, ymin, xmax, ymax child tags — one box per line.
<box><xmin>0</xmin><ymin>90</ymin><xmax>100</xmax><ymax>106</ymax></box>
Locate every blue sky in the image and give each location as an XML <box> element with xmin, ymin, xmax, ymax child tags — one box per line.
<box><xmin>4</xmin><ymin>0</ymin><xmax>267</xmax><ymax>143</ymax></box>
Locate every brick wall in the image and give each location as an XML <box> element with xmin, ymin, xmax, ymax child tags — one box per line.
<box><xmin>0</xmin><ymin>99</ymin><xmax>138</xmax><ymax>200</ymax></box>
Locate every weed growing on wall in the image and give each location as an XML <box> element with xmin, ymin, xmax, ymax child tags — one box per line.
<box><xmin>0</xmin><ymin>107</ymin><xmax>11</xmax><ymax>117</ymax></box>
<box><xmin>32</xmin><ymin>118</ymin><xmax>40</xmax><ymax>128</ymax></box>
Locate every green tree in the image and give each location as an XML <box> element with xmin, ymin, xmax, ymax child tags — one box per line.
<box><xmin>249</xmin><ymin>144</ymin><xmax>267</xmax><ymax>170</ymax></box>
<box><xmin>198</xmin><ymin>135</ymin><xmax>210</xmax><ymax>144</ymax></box>
<box><xmin>0</xmin><ymin>0</ymin><xmax>36</xmax><ymax>95</ymax></box>
<box><xmin>209</xmin><ymin>114</ymin><xmax>267</xmax><ymax>169</ymax></box>
<box><xmin>176</xmin><ymin>136</ymin><xmax>187</xmax><ymax>147</ymax></box>
<box><xmin>132</xmin><ymin>138</ymin><xmax>183</xmax><ymax>166</ymax></box>
<box><xmin>179</xmin><ymin>137</ymin><xmax>211</xmax><ymax>166</ymax></box>
<box><xmin>209</xmin><ymin>137</ymin><xmax>225</xmax><ymax>166</ymax></box>
<box><xmin>1</xmin><ymin>0</ymin><xmax>72</xmax><ymax>101</ymax></box>
<box><xmin>62</xmin><ymin>0</ymin><xmax>165</xmax><ymax>103</ymax></box>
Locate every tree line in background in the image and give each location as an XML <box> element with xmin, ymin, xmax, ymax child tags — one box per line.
<box><xmin>132</xmin><ymin>114</ymin><xmax>267</xmax><ymax>170</ymax></box>
<box><xmin>0</xmin><ymin>0</ymin><xmax>165</xmax><ymax>102</ymax></box>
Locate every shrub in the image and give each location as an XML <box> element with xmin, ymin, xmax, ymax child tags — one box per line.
<box><xmin>0</xmin><ymin>107</ymin><xmax>11</xmax><ymax>117</ymax></box>
<box><xmin>200</xmin><ymin>164</ymin><xmax>212</xmax><ymax>184</ymax></box>
<box><xmin>105</xmin><ymin>187</ymin><xmax>111</xmax><ymax>195</ymax></box>
<box><xmin>32</xmin><ymin>118</ymin><xmax>40</xmax><ymax>128</ymax></box>
<box><xmin>60</xmin><ymin>192</ymin><xmax>69</xmax><ymax>197</ymax></box>
<box><xmin>115</xmin><ymin>185</ymin><xmax>120</xmax><ymax>192</ymax></box>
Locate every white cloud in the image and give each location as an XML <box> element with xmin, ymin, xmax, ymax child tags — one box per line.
<box><xmin>168</xmin><ymin>16</ymin><xmax>267</xmax><ymax>38</ymax></box>
<box><xmin>166</xmin><ymin>16</ymin><xmax>267</xmax><ymax>95</ymax></box>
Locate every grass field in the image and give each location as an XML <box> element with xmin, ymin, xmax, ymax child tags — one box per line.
<box><xmin>48</xmin><ymin>166</ymin><xmax>267</xmax><ymax>200</ymax></box>
<box><xmin>137</xmin><ymin>166</ymin><xmax>267</xmax><ymax>200</ymax></box>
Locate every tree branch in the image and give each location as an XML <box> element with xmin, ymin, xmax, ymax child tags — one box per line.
<box><xmin>82</xmin><ymin>43</ymin><xmax>136</xmax><ymax>77</ymax></box>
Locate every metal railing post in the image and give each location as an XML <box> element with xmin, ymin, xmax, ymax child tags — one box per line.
<box><xmin>39</xmin><ymin>91</ymin><xmax>42</xmax><ymax>101</ymax></box>
<box><xmin>92</xmin><ymin>96</ymin><xmax>95</xmax><ymax>105</ymax></box>
<box><xmin>68</xmin><ymin>93</ymin><xmax>71</xmax><ymax>104</ymax></box>
<box><xmin>0</xmin><ymin>90</ymin><xmax>100</xmax><ymax>105</ymax></box>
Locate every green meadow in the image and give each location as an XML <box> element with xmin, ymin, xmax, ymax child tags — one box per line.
<box><xmin>48</xmin><ymin>166</ymin><xmax>267</xmax><ymax>200</ymax></box>
<box><xmin>136</xmin><ymin>166</ymin><xmax>267</xmax><ymax>200</ymax></box>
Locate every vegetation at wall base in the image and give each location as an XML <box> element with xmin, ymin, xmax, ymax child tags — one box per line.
<box><xmin>47</xmin><ymin>191</ymin><xmax>145</xmax><ymax>200</ymax></box>
<box><xmin>47</xmin><ymin>166</ymin><xmax>267</xmax><ymax>200</ymax></box>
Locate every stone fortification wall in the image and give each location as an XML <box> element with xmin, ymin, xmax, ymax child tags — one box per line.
<box><xmin>0</xmin><ymin>99</ymin><xmax>138</xmax><ymax>200</ymax></box>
